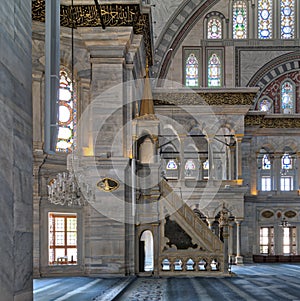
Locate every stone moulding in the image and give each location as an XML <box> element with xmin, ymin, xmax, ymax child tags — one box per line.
<box><xmin>245</xmin><ymin>115</ymin><xmax>300</xmax><ymax>128</ymax></box>
<box><xmin>153</xmin><ymin>92</ymin><xmax>258</xmax><ymax>106</ymax></box>
<box><xmin>32</xmin><ymin>0</ymin><xmax>152</xmax><ymax>64</ymax></box>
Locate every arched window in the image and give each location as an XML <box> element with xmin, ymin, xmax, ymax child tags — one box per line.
<box><xmin>281</xmin><ymin>80</ymin><xmax>294</xmax><ymax>114</ymax></box>
<box><xmin>56</xmin><ymin>69</ymin><xmax>76</xmax><ymax>152</ymax></box>
<box><xmin>208</xmin><ymin>53</ymin><xmax>221</xmax><ymax>87</ymax></box>
<box><xmin>262</xmin><ymin>154</ymin><xmax>271</xmax><ymax>170</ymax></box>
<box><xmin>280</xmin><ymin>0</ymin><xmax>295</xmax><ymax>39</ymax></box>
<box><xmin>281</xmin><ymin>153</ymin><xmax>292</xmax><ymax>170</ymax></box>
<box><xmin>185</xmin><ymin>53</ymin><xmax>199</xmax><ymax>87</ymax></box>
<box><xmin>207</xmin><ymin>17</ymin><xmax>222</xmax><ymax>39</ymax></box>
<box><xmin>233</xmin><ymin>0</ymin><xmax>247</xmax><ymax>39</ymax></box>
<box><xmin>258</xmin><ymin>98</ymin><xmax>273</xmax><ymax>112</ymax></box>
<box><xmin>258</xmin><ymin>0</ymin><xmax>273</xmax><ymax>39</ymax></box>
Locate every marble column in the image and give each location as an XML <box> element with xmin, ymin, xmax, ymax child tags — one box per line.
<box><xmin>228</xmin><ymin>221</ymin><xmax>235</xmax><ymax>264</ymax></box>
<box><xmin>235</xmin><ymin>134</ymin><xmax>243</xmax><ymax>181</ymax></box>
<box><xmin>207</xmin><ymin>136</ymin><xmax>215</xmax><ymax>180</ymax></box>
<box><xmin>235</xmin><ymin>219</ymin><xmax>244</xmax><ymax>264</ymax></box>
<box><xmin>0</xmin><ymin>1</ymin><xmax>33</xmax><ymax>300</ymax></box>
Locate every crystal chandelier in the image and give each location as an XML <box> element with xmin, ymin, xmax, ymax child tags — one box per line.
<box><xmin>47</xmin><ymin>171</ymin><xmax>90</xmax><ymax>206</ymax></box>
<box><xmin>279</xmin><ymin>217</ymin><xmax>290</xmax><ymax>228</ymax></box>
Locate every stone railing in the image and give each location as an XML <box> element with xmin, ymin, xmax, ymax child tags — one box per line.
<box><xmin>159</xmin><ymin>253</ymin><xmax>224</xmax><ymax>275</ymax></box>
<box><xmin>160</xmin><ymin>179</ymin><xmax>223</xmax><ymax>253</ymax></box>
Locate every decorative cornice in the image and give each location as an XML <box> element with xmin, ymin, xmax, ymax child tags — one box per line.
<box><xmin>32</xmin><ymin>0</ymin><xmax>152</xmax><ymax>64</ymax></box>
<box><xmin>153</xmin><ymin>92</ymin><xmax>257</xmax><ymax>106</ymax></box>
<box><xmin>245</xmin><ymin>115</ymin><xmax>300</xmax><ymax>128</ymax></box>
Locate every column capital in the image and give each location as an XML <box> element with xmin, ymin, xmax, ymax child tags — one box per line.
<box><xmin>235</xmin><ymin>218</ymin><xmax>243</xmax><ymax>224</ymax></box>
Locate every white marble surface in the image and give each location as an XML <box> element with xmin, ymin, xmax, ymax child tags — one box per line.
<box><xmin>240</xmin><ymin>50</ymin><xmax>292</xmax><ymax>86</ymax></box>
<box><xmin>151</xmin><ymin>0</ymin><xmax>184</xmax><ymax>45</ymax></box>
<box><xmin>0</xmin><ymin>1</ymin><xmax>33</xmax><ymax>300</ymax></box>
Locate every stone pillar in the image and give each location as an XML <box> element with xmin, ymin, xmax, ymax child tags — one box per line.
<box><xmin>228</xmin><ymin>221</ymin><xmax>235</xmax><ymax>263</ymax></box>
<box><xmin>235</xmin><ymin>134</ymin><xmax>243</xmax><ymax>181</ymax></box>
<box><xmin>273</xmin><ymin>154</ymin><xmax>281</xmax><ymax>193</ymax></box>
<box><xmin>297</xmin><ymin>152</ymin><xmax>300</xmax><ymax>191</ymax></box>
<box><xmin>235</xmin><ymin>219</ymin><xmax>243</xmax><ymax>264</ymax></box>
<box><xmin>207</xmin><ymin>217</ymin><xmax>215</xmax><ymax>230</ymax></box>
<box><xmin>0</xmin><ymin>2</ymin><xmax>33</xmax><ymax>299</ymax></box>
<box><xmin>229</xmin><ymin>145</ymin><xmax>235</xmax><ymax>180</ymax></box>
<box><xmin>207</xmin><ymin>135</ymin><xmax>214</xmax><ymax>180</ymax></box>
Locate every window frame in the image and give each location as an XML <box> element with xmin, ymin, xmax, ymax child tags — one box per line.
<box><xmin>48</xmin><ymin>212</ymin><xmax>78</xmax><ymax>265</ymax></box>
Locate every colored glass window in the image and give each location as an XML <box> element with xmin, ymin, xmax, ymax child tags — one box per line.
<box><xmin>281</xmin><ymin>81</ymin><xmax>294</xmax><ymax>114</ymax></box>
<box><xmin>233</xmin><ymin>1</ymin><xmax>247</xmax><ymax>39</ymax></box>
<box><xmin>259</xmin><ymin>98</ymin><xmax>272</xmax><ymax>112</ymax></box>
<box><xmin>185</xmin><ymin>53</ymin><xmax>199</xmax><ymax>87</ymax></box>
<box><xmin>281</xmin><ymin>153</ymin><xmax>292</xmax><ymax>169</ymax></box>
<box><xmin>166</xmin><ymin>160</ymin><xmax>178</xmax><ymax>170</ymax></box>
<box><xmin>258</xmin><ymin>0</ymin><xmax>272</xmax><ymax>39</ymax></box>
<box><xmin>280</xmin><ymin>0</ymin><xmax>295</xmax><ymax>39</ymax></box>
<box><xmin>262</xmin><ymin>154</ymin><xmax>271</xmax><ymax>170</ymax></box>
<box><xmin>207</xmin><ymin>17</ymin><xmax>222</xmax><ymax>39</ymax></box>
<box><xmin>56</xmin><ymin>69</ymin><xmax>76</xmax><ymax>152</ymax></box>
<box><xmin>208</xmin><ymin>53</ymin><xmax>221</xmax><ymax>87</ymax></box>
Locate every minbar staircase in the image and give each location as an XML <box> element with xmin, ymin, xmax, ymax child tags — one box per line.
<box><xmin>158</xmin><ymin>179</ymin><xmax>225</xmax><ymax>275</ymax></box>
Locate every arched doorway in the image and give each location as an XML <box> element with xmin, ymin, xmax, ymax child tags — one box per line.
<box><xmin>139</xmin><ymin>230</ymin><xmax>154</xmax><ymax>272</ymax></box>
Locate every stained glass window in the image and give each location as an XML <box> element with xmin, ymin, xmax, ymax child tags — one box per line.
<box><xmin>207</xmin><ymin>17</ymin><xmax>222</xmax><ymax>39</ymax></box>
<box><xmin>208</xmin><ymin>54</ymin><xmax>221</xmax><ymax>87</ymax></box>
<box><xmin>233</xmin><ymin>0</ymin><xmax>247</xmax><ymax>39</ymax></box>
<box><xmin>185</xmin><ymin>53</ymin><xmax>199</xmax><ymax>87</ymax></box>
<box><xmin>282</xmin><ymin>153</ymin><xmax>292</xmax><ymax>169</ymax></box>
<box><xmin>280</xmin><ymin>0</ymin><xmax>295</xmax><ymax>39</ymax></box>
<box><xmin>258</xmin><ymin>98</ymin><xmax>272</xmax><ymax>112</ymax></box>
<box><xmin>258</xmin><ymin>0</ymin><xmax>272</xmax><ymax>39</ymax></box>
<box><xmin>166</xmin><ymin>160</ymin><xmax>178</xmax><ymax>170</ymax></box>
<box><xmin>281</xmin><ymin>81</ymin><xmax>294</xmax><ymax>114</ymax></box>
<box><xmin>56</xmin><ymin>69</ymin><xmax>76</xmax><ymax>152</ymax></box>
<box><xmin>262</xmin><ymin>154</ymin><xmax>271</xmax><ymax>170</ymax></box>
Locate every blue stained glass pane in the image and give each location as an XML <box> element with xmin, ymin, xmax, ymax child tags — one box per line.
<box><xmin>282</xmin><ymin>154</ymin><xmax>292</xmax><ymax>169</ymax></box>
<box><xmin>258</xmin><ymin>0</ymin><xmax>272</xmax><ymax>39</ymax></box>
<box><xmin>280</xmin><ymin>0</ymin><xmax>294</xmax><ymax>39</ymax></box>
<box><xmin>166</xmin><ymin>160</ymin><xmax>178</xmax><ymax>170</ymax></box>
<box><xmin>207</xmin><ymin>17</ymin><xmax>222</xmax><ymax>39</ymax></box>
<box><xmin>185</xmin><ymin>53</ymin><xmax>199</xmax><ymax>87</ymax></box>
<box><xmin>281</xmin><ymin>81</ymin><xmax>294</xmax><ymax>114</ymax></box>
<box><xmin>208</xmin><ymin>53</ymin><xmax>221</xmax><ymax>87</ymax></box>
<box><xmin>233</xmin><ymin>1</ymin><xmax>247</xmax><ymax>39</ymax></box>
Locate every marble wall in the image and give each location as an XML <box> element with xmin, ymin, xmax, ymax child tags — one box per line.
<box><xmin>0</xmin><ymin>1</ymin><xmax>33</xmax><ymax>300</ymax></box>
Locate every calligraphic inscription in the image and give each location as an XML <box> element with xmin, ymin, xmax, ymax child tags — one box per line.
<box><xmin>97</xmin><ymin>177</ymin><xmax>119</xmax><ymax>192</ymax></box>
<box><xmin>32</xmin><ymin>0</ymin><xmax>152</xmax><ymax>64</ymax></box>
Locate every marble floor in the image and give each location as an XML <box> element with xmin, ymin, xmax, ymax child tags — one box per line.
<box><xmin>34</xmin><ymin>264</ymin><xmax>300</xmax><ymax>301</ymax></box>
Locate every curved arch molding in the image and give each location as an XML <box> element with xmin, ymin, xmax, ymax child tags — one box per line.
<box><xmin>153</xmin><ymin>0</ymin><xmax>219</xmax><ymax>80</ymax></box>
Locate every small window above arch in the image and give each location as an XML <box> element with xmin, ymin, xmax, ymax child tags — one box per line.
<box><xmin>280</xmin><ymin>0</ymin><xmax>295</xmax><ymax>39</ymax></box>
<box><xmin>258</xmin><ymin>98</ymin><xmax>273</xmax><ymax>112</ymax></box>
<box><xmin>207</xmin><ymin>17</ymin><xmax>222</xmax><ymax>39</ymax></box>
<box><xmin>281</xmin><ymin>80</ymin><xmax>295</xmax><ymax>114</ymax></box>
<box><xmin>233</xmin><ymin>0</ymin><xmax>247</xmax><ymax>39</ymax></box>
<box><xmin>258</xmin><ymin>0</ymin><xmax>273</xmax><ymax>39</ymax></box>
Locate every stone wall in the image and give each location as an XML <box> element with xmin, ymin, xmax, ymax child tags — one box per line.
<box><xmin>0</xmin><ymin>1</ymin><xmax>33</xmax><ymax>300</ymax></box>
